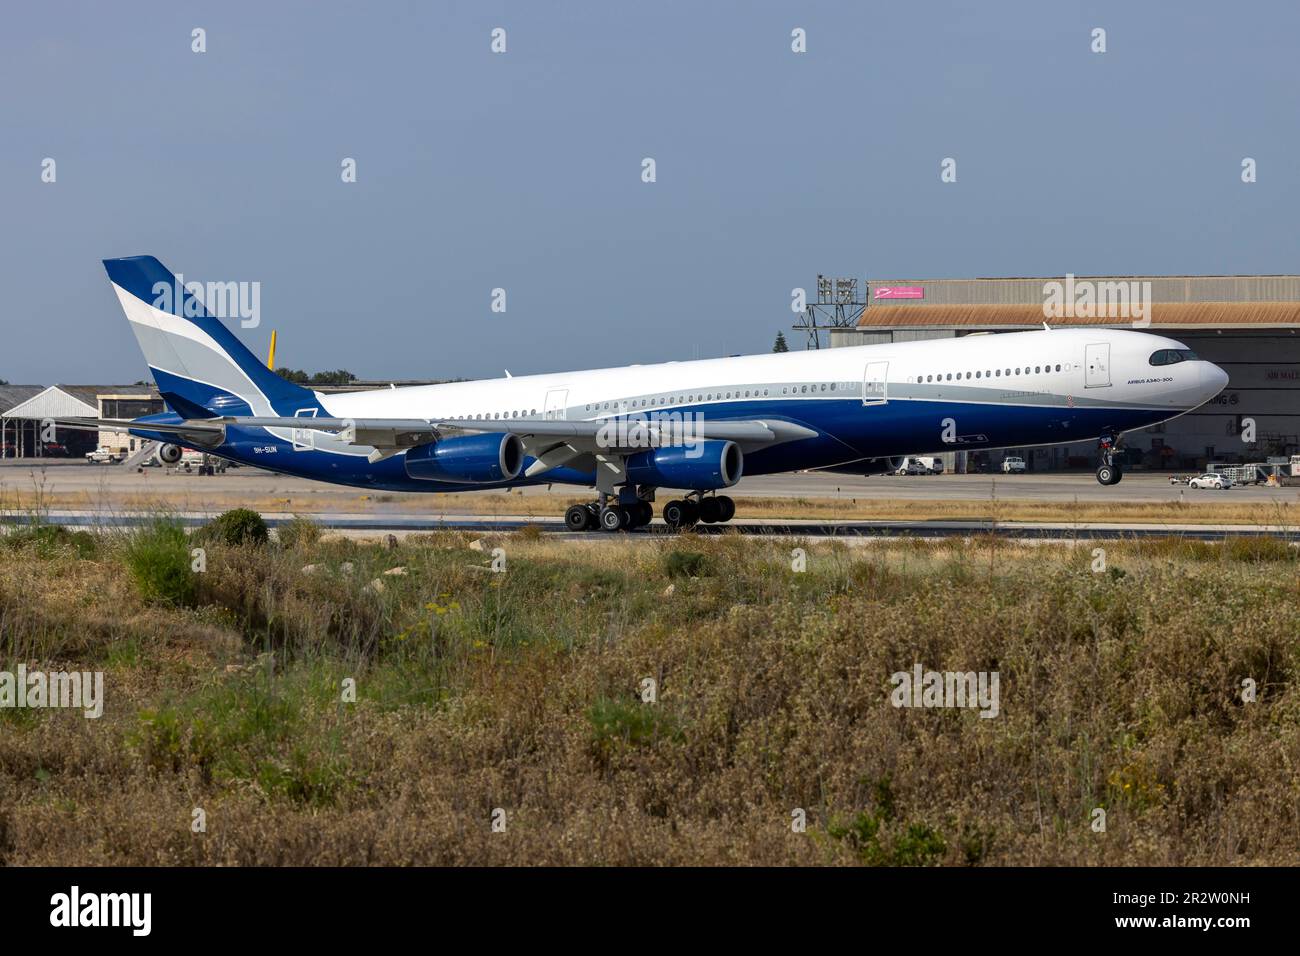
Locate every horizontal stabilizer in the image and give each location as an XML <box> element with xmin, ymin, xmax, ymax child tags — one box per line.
<box><xmin>49</xmin><ymin>417</ymin><xmax>225</xmax><ymax>446</ymax></box>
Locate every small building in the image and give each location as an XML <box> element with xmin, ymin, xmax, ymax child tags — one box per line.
<box><xmin>94</xmin><ymin>390</ymin><xmax>166</xmax><ymax>457</ymax></box>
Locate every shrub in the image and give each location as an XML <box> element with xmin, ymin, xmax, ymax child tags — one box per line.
<box><xmin>122</xmin><ymin>517</ymin><xmax>196</xmax><ymax>606</ymax></box>
<box><xmin>587</xmin><ymin>696</ymin><xmax>682</xmax><ymax>765</ymax></box>
<box><xmin>2</xmin><ymin>523</ymin><xmax>98</xmax><ymax>558</ymax></box>
<box><xmin>1221</xmin><ymin>535</ymin><xmax>1296</xmax><ymax>563</ymax></box>
<box><xmin>661</xmin><ymin>549</ymin><xmax>711</xmax><ymax>578</ymax></box>
<box><xmin>277</xmin><ymin>515</ymin><xmax>322</xmax><ymax>549</ymax></box>
<box><xmin>198</xmin><ymin>508</ymin><xmax>269</xmax><ymax>548</ymax></box>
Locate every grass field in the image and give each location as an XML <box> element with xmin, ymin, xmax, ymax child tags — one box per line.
<box><xmin>2</xmin><ymin>519</ymin><xmax>1298</xmax><ymax>865</ymax></box>
<box><xmin>5</xmin><ymin>483</ymin><xmax>1300</xmax><ymax>527</ymax></box>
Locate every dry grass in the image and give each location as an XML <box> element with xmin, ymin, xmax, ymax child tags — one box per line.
<box><xmin>2</xmin><ymin>526</ymin><xmax>1298</xmax><ymax>865</ymax></box>
<box><xmin>4</xmin><ymin>485</ymin><xmax>1296</xmax><ymax>527</ymax></box>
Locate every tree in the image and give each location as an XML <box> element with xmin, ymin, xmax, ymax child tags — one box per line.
<box><xmin>275</xmin><ymin>368</ymin><xmax>357</xmax><ymax>385</ymax></box>
<box><xmin>309</xmin><ymin>369</ymin><xmax>357</xmax><ymax>385</ymax></box>
<box><xmin>772</xmin><ymin>330</ymin><xmax>789</xmax><ymax>353</ymax></box>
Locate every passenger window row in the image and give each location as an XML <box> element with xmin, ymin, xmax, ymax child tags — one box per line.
<box><xmin>580</xmin><ymin>381</ymin><xmax>867</xmax><ymax>414</ymax></box>
<box><xmin>464</xmin><ymin>408</ymin><xmax>538</xmax><ymax>420</ymax></box>
<box><xmin>920</xmin><ymin>363</ymin><xmax>1063</xmax><ymax>383</ymax></box>
<box><xmin>460</xmin><ymin>379</ymin><xmax>867</xmax><ymax>421</ymax></box>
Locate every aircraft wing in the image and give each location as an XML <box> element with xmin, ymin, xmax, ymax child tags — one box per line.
<box><xmin>48</xmin><ymin>415</ymin><xmax>818</xmax><ymax>468</ymax></box>
<box><xmin>207</xmin><ymin>415</ymin><xmax>815</xmax><ymax>447</ymax></box>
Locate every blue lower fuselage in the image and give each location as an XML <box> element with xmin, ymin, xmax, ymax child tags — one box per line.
<box><xmin>131</xmin><ymin>397</ymin><xmax>1168</xmax><ymax>493</ymax></box>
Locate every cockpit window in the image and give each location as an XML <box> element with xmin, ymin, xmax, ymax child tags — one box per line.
<box><xmin>1148</xmin><ymin>348</ymin><xmax>1199</xmax><ymax>366</ymax></box>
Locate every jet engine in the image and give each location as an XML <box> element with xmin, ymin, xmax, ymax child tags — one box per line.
<box><xmin>404</xmin><ymin>433</ymin><xmax>524</xmax><ymax>484</ymax></box>
<box><xmin>156</xmin><ymin>443</ymin><xmax>183</xmax><ymax>465</ymax></box>
<box><xmin>625</xmin><ymin>440</ymin><xmax>742</xmax><ymax>490</ymax></box>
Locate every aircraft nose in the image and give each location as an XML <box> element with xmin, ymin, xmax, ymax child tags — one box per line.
<box><xmin>1203</xmin><ymin>361</ymin><xmax>1229</xmax><ymax>398</ymax></box>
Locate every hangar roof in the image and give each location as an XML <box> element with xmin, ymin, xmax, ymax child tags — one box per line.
<box><xmin>1</xmin><ymin>385</ymin><xmax>98</xmax><ymax>420</ymax></box>
<box><xmin>857</xmin><ymin>276</ymin><xmax>1300</xmax><ymax>329</ymax></box>
<box><xmin>0</xmin><ymin>384</ymin><xmax>160</xmax><ymax>419</ymax></box>
<box><xmin>0</xmin><ymin>385</ymin><xmax>44</xmax><ymax>415</ymax></box>
<box><xmin>857</xmin><ymin>302</ymin><xmax>1300</xmax><ymax>330</ymax></box>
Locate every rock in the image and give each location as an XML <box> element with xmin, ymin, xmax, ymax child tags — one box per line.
<box><xmin>468</xmin><ymin>539</ymin><xmax>485</xmax><ymax>552</ymax></box>
<box><xmin>662</xmin><ymin>583</ymin><xmax>675</xmax><ymax>597</ymax></box>
<box><xmin>383</xmin><ymin>566</ymin><xmax>408</xmax><ymax>576</ymax></box>
<box><xmin>340</xmin><ymin>561</ymin><xmax>355</xmax><ymax>575</ymax></box>
<box><xmin>301</xmin><ymin>564</ymin><xmax>321</xmax><ymax>575</ymax></box>
<box><xmin>365</xmin><ymin>578</ymin><xmax>386</xmax><ymax>593</ymax></box>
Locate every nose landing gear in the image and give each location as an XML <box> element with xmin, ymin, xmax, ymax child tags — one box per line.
<box><xmin>1095</xmin><ymin>433</ymin><xmax>1124</xmax><ymax>485</ymax></box>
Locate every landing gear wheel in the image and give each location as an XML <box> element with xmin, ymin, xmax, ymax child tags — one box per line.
<box><xmin>698</xmin><ymin>497</ymin><xmax>722</xmax><ymax>523</ymax></box>
<box><xmin>565</xmin><ymin>504</ymin><xmax>592</xmax><ymax>531</ymax></box>
<box><xmin>1096</xmin><ymin>464</ymin><xmax>1119</xmax><ymax>486</ymax></box>
<box><xmin>632</xmin><ymin>501</ymin><xmax>653</xmax><ymax>527</ymax></box>
<box><xmin>599</xmin><ymin>505</ymin><xmax>628</xmax><ymax>532</ymax></box>
<box><xmin>681</xmin><ymin>500</ymin><xmax>699</xmax><ymax>526</ymax></box>
<box><xmin>663</xmin><ymin>499</ymin><xmax>689</xmax><ymax>530</ymax></box>
<box><xmin>715</xmin><ymin>495</ymin><xmax>735</xmax><ymax>522</ymax></box>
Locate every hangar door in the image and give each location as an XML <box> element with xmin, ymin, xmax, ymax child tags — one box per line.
<box><xmin>1084</xmin><ymin>343</ymin><xmax>1111</xmax><ymax>388</ymax></box>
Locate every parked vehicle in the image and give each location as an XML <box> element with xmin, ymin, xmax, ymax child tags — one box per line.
<box><xmin>894</xmin><ymin>457</ymin><xmax>943</xmax><ymax>475</ymax></box>
<box><xmin>85</xmin><ymin>447</ymin><xmax>125</xmax><ymax>464</ymax></box>
<box><xmin>1187</xmin><ymin>473</ymin><xmax>1233</xmax><ymax>490</ymax></box>
<box><xmin>1000</xmin><ymin>456</ymin><xmax>1026</xmax><ymax>474</ymax></box>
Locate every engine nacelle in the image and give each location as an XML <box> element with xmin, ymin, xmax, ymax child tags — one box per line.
<box><xmin>625</xmin><ymin>440</ymin><xmax>742</xmax><ymax>490</ymax></box>
<box><xmin>405</xmin><ymin>432</ymin><xmax>524</xmax><ymax>484</ymax></box>
<box><xmin>156</xmin><ymin>443</ymin><xmax>183</xmax><ymax>464</ymax></box>
<box><xmin>819</xmin><ymin>456</ymin><xmax>906</xmax><ymax>476</ymax></box>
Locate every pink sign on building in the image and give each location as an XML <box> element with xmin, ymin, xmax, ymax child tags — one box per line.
<box><xmin>873</xmin><ymin>286</ymin><xmax>925</xmax><ymax>299</ymax></box>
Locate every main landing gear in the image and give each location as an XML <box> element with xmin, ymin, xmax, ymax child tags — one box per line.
<box><xmin>564</xmin><ymin>492</ymin><xmax>655</xmax><ymax>532</ymax></box>
<box><xmin>564</xmin><ymin>489</ymin><xmax>736</xmax><ymax>532</ymax></box>
<box><xmin>1095</xmin><ymin>433</ymin><xmax>1124</xmax><ymax>486</ymax></box>
<box><xmin>663</xmin><ymin>492</ymin><xmax>735</xmax><ymax>530</ymax></box>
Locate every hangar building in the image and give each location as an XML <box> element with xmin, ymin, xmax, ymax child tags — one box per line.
<box><xmin>0</xmin><ymin>385</ymin><xmax>164</xmax><ymax>459</ymax></box>
<box><xmin>828</xmin><ymin>275</ymin><xmax>1300</xmax><ymax>472</ymax></box>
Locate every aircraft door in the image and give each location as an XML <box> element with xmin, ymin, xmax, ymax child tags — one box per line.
<box><xmin>863</xmin><ymin>361</ymin><xmax>889</xmax><ymax>406</ymax></box>
<box><xmin>1084</xmin><ymin>343</ymin><xmax>1111</xmax><ymax>388</ymax></box>
<box><xmin>544</xmin><ymin>387</ymin><xmax>569</xmax><ymax>420</ymax></box>
<box><xmin>292</xmin><ymin>407</ymin><xmax>319</xmax><ymax>451</ymax></box>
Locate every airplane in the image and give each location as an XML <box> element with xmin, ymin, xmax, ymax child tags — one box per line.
<box><xmin>56</xmin><ymin>255</ymin><xmax>1229</xmax><ymax>532</ymax></box>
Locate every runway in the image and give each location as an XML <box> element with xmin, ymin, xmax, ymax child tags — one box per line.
<box><xmin>9</xmin><ymin>507</ymin><xmax>1297</xmax><ymax>543</ymax></box>
<box><xmin>3</xmin><ymin>459</ymin><xmax>1296</xmax><ymax>503</ymax></box>
<box><xmin>2</xmin><ymin>460</ymin><xmax>1297</xmax><ymax>541</ymax></box>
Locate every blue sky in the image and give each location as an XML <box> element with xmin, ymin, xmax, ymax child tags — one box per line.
<box><xmin>3</xmin><ymin>0</ymin><xmax>1299</xmax><ymax>383</ymax></box>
